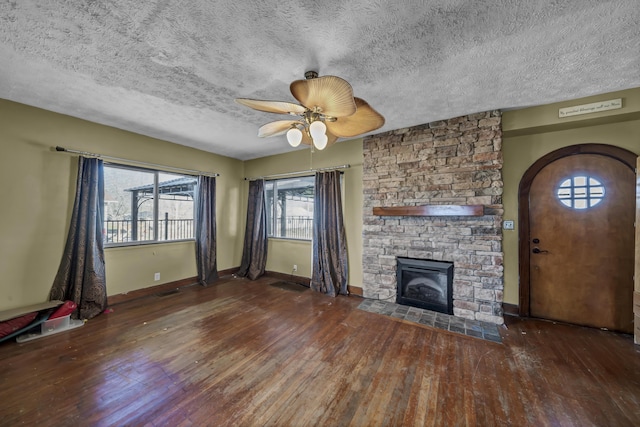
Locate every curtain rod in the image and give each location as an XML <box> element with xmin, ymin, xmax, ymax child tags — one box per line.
<box><xmin>55</xmin><ymin>146</ymin><xmax>220</xmax><ymax>177</ymax></box>
<box><xmin>244</xmin><ymin>164</ymin><xmax>350</xmax><ymax>181</ymax></box>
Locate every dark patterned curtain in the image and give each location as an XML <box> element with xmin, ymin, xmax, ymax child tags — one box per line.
<box><xmin>50</xmin><ymin>157</ymin><xmax>107</xmax><ymax>320</ymax></box>
<box><xmin>195</xmin><ymin>175</ymin><xmax>218</xmax><ymax>286</ymax></box>
<box><xmin>311</xmin><ymin>171</ymin><xmax>348</xmax><ymax>297</ymax></box>
<box><xmin>237</xmin><ymin>180</ymin><xmax>268</xmax><ymax>280</ymax></box>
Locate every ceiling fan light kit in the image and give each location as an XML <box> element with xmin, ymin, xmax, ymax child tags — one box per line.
<box><xmin>313</xmin><ymin>133</ymin><xmax>328</xmax><ymax>150</ymax></box>
<box><xmin>236</xmin><ymin>71</ymin><xmax>384</xmax><ymax>151</ymax></box>
<box><xmin>286</xmin><ymin>127</ymin><xmax>303</xmax><ymax>147</ymax></box>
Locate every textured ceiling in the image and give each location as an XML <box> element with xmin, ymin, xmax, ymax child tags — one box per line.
<box><xmin>1</xmin><ymin>1</ymin><xmax>639</xmax><ymax>160</ymax></box>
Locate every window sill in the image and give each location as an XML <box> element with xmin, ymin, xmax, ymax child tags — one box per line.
<box><xmin>105</xmin><ymin>239</ymin><xmax>195</xmax><ymax>249</ymax></box>
<box><xmin>267</xmin><ymin>237</ymin><xmax>312</xmax><ymax>243</ymax></box>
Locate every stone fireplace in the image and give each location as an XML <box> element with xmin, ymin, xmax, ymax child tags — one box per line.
<box><xmin>362</xmin><ymin>111</ymin><xmax>504</xmax><ymax>324</ymax></box>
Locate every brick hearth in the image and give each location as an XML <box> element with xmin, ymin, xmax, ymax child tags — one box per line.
<box><xmin>362</xmin><ymin>111</ymin><xmax>504</xmax><ymax>324</ymax></box>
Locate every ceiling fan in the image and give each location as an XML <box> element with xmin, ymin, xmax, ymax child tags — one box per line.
<box><xmin>235</xmin><ymin>71</ymin><xmax>385</xmax><ymax>150</ymax></box>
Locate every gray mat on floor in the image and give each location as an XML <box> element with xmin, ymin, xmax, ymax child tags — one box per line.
<box><xmin>269</xmin><ymin>281</ymin><xmax>309</xmax><ymax>293</ymax></box>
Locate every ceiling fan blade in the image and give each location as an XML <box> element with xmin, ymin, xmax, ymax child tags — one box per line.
<box><xmin>325</xmin><ymin>131</ymin><xmax>339</xmax><ymax>148</ymax></box>
<box><xmin>258</xmin><ymin>120</ymin><xmax>300</xmax><ymax>137</ymax></box>
<box><xmin>290</xmin><ymin>75</ymin><xmax>357</xmax><ymax>118</ymax></box>
<box><xmin>235</xmin><ymin>98</ymin><xmax>306</xmax><ymax>115</ymax></box>
<box><xmin>325</xmin><ymin>97</ymin><xmax>385</xmax><ymax>138</ymax></box>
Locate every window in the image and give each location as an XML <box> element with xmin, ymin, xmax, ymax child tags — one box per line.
<box><xmin>556</xmin><ymin>175</ymin><xmax>605</xmax><ymax>210</ymax></box>
<box><xmin>104</xmin><ymin>164</ymin><xmax>196</xmax><ymax>245</ymax></box>
<box><xmin>265</xmin><ymin>176</ymin><xmax>314</xmax><ymax>240</ymax></box>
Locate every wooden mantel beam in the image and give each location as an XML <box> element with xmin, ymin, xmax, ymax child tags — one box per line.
<box><xmin>372</xmin><ymin>205</ymin><xmax>484</xmax><ymax>217</ymax></box>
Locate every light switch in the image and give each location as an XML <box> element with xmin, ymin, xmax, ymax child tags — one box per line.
<box><xmin>503</xmin><ymin>220</ymin><xmax>514</xmax><ymax>230</ymax></box>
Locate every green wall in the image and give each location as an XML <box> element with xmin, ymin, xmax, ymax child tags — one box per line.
<box><xmin>0</xmin><ymin>99</ymin><xmax>244</xmax><ymax>311</ymax></box>
<box><xmin>502</xmin><ymin>88</ymin><xmax>640</xmax><ymax>305</ymax></box>
<box><xmin>2</xmin><ymin>86</ymin><xmax>638</xmax><ymax>313</ymax></box>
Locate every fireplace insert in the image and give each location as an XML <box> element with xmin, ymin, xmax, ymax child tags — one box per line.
<box><xmin>396</xmin><ymin>257</ymin><xmax>453</xmax><ymax>314</ymax></box>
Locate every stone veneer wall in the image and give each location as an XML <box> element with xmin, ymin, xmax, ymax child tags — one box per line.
<box><xmin>362</xmin><ymin>111</ymin><xmax>504</xmax><ymax>324</ymax></box>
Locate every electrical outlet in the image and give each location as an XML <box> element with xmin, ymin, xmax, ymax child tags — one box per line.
<box><xmin>503</xmin><ymin>220</ymin><xmax>514</xmax><ymax>230</ymax></box>
<box><xmin>293</xmin><ymin>265</ymin><xmax>297</xmax><ymax>272</ymax></box>
<box><xmin>154</xmin><ymin>272</ymin><xmax>161</xmax><ymax>281</ymax></box>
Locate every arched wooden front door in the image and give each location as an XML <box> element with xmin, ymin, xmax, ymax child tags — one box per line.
<box><xmin>518</xmin><ymin>144</ymin><xmax>637</xmax><ymax>333</ymax></box>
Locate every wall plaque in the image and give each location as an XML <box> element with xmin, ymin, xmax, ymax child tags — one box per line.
<box><xmin>559</xmin><ymin>98</ymin><xmax>622</xmax><ymax>118</ymax></box>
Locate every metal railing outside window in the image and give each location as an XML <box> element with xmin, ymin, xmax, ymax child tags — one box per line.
<box><xmin>272</xmin><ymin>216</ymin><xmax>313</xmax><ymax>240</ymax></box>
<box><xmin>105</xmin><ymin>219</ymin><xmax>150</xmax><ymax>243</ymax></box>
<box><xmin>105</xmin><ymin>218</ymin><xmax>194</xmax><ymax>244</ymax></box>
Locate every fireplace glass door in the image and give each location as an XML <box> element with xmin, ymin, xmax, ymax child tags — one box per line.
<box><xmin>396</xmin><ymin>258</ymin><xmax>453</xmax><ymax>314</ymax></box>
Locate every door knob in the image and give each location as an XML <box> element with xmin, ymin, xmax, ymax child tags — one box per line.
<box><xmin>532</xmin><ymin>247</ymin><xmax>549</xmax><ymax>254</ymax></box>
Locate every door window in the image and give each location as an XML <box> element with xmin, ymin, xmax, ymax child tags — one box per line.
<box><xmin>556</xmin><ymin>175</ymin><xmax>605</xmax><ymax>209</ymax></box>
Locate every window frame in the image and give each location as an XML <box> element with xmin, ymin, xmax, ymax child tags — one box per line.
<box><xmin>265</xmin><ymin>175</ymin><xmax>315</xmax><ymax>242</ymax></box>
<box><xmin>103</xmin><ymin>163</ymin><xmax>197</xmax><ymax>248</ymax></box>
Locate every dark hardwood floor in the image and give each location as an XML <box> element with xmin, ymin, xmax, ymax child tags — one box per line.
<box><xmin>1</xmin><ymin>276</ymin><xmax>639</xmax><ymax>426</ymax></box>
